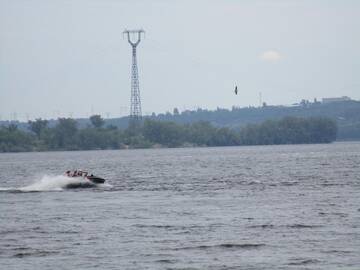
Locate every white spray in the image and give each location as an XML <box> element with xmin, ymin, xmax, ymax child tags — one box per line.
<box><xmin>20</xmin><ymin>175</ymin><xmax>90</xmax><ymax>192</ymax></box>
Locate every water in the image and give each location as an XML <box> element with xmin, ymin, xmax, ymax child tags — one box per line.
<box><xmin>0</xmin><ymin>143</ymin><xmax>359</xmax><ymax>269</ymax></box>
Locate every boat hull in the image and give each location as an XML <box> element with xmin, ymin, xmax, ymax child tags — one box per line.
<box><xmin>87</xmin><ymin>176</ymin><xmax>105</xmax><ymax>184</ymax></box>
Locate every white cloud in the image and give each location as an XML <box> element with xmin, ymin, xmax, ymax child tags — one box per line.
<box><xmin>260</xmin><ymin>50</ymin><xmax>282</xmax><ymax>62</ymax></box>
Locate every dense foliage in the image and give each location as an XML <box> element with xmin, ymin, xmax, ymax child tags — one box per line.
<box><xmin>238</xmin><ymin>117</ymin><xmax>337</xmax><ymax>145</ymax></box>
<box><xmin>103</xmin><ymin>100</ymin><xmax>359</xmax><ymax>140</ymax></box>
<box><xmin>2</xmin><ymin>100</ymin><xmax>358</xmax><ymax>140</ymax></box>
<box><xmin>0</xmin><ymin>116</ymin><xmax>337</xmax><ymax>152</ymax></box>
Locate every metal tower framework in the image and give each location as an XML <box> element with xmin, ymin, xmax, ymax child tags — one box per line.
<box><xmin>123</xmin><ymin>29</ymin><xmax>145</xmax><ymax>126</ymax></box>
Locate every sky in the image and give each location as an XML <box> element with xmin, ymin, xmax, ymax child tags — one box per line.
<box><xmin>0</xmin><ymin>0</ymin><xmax>359</xmax><ymax>121</ymax></box>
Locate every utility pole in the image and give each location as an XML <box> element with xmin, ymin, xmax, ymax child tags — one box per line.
<box><xmin>259</xmin><ymin>92</ymin><xmax>262</xmax><ymax>107</ymax></box>
<box><xmin>12</xmin><ymin>112</ymin><xmax>17</xmax><ymax>122</ymax></box>
<box><xmin>123</xmin><ymin>29</ymin><xmax>145</xmax><ymax>129</ymax></box>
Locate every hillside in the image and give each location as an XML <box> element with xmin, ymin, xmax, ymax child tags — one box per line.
<box><xmin>1</xmin><ymin>100</ymin><xmax>360</xmax><ymax>140</ymax></box>
<box><xmin>112</xmin><ymin>100</ymin><xmax>360</xmax><ymax>140</ymax></box>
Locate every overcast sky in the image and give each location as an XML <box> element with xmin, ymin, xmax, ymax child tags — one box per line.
<box><xmin>0</xmin><ymin>0</ymin><xmax>359</xmax><ymax>121</ymax></box>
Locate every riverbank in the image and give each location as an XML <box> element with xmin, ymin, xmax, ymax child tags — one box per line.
<box><xmin>0</xmin><ymin>116</ymin><xmax>337</xmax><ymax>153</ymax></box>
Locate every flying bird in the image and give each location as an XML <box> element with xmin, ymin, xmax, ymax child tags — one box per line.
<box><xmin>234</xmin><ymin>86</ymin><xmax>238</xmax><ymax>95</ymax></box>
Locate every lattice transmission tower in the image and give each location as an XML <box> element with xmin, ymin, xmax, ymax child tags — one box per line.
<box><xmin>123</xmin><ymin>29</ymin><xmax>145</xmax><ymax>127</ymax></box>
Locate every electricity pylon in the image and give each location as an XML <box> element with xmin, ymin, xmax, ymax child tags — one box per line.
<box><xmin>123</xmin><ymin>29</ymin><xmax>145</xmax><ymax>128</ymax></box>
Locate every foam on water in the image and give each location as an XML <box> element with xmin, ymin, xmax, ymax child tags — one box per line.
<box><xmin>20</xmin><ymin>175</ymin><xmax>91</xmax><ymax>191</ymax></box>
<box><xmin>0</xmin><ymin>175</ymin><xmax>105</xmax><ymax>192</ymax></box>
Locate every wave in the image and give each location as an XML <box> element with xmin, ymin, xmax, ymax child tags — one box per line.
<box><xmin>154</xmin><ymin>259</ymin><xmax>179</xmax><ymax>264</ymax></box>
<box><xmin>280</xmin><ymin>181</ymin><xmax>299</xmax><ymax>186</ymax></box>
<box><xmin>173</xmin><ymin>243</ymin><xmax>265</xmax><ymax>251</ymax></box>
<box><xmin>286</xmin><ymin>224</ymin><xmax>322</xmax><ymax>229</ymax></box>
<box><xmin>0</xmin><ymin>175</ymin><xmax>111</xmax><ymax>192</ymax></box>
<box><xmin>13</xmin><ymin>250</ymin><xmax>59</xmax><ymax>258</ymax></box>
<box><xmin>248</xmin><ymin>224</ymin><xmax>275</xmax><ymax>229</ymax></box>
<box><xmin>247</xmin><ymin>223</ymin><xmax>322</xmax><ymax>229</ymax></box>
<box><xmin>288</xmin><ymin>259</ymin><xmax>320</xmax><ymax>265</ymax></box>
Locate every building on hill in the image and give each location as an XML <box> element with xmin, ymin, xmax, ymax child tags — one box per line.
<box><xmin>322</xmin><ymin>96</ymin><xmax>351</xmax><ymax>104</ymax></box>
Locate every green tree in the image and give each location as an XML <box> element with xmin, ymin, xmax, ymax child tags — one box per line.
<box><xmin>239</xmin><ymin>116</ymin><xmax>337</xmax><ymax>145</ymax></box>
<box><xmin>186</xmin><ymin>121</ymin><xmax>216</xmax><ymax>146</ymax></box>
<box><xmin>28</xmin><ymin>118</ymin><xmax>48</xmax><ymax>139</ymax></box>
<box><xmin>143</xmin><ymin>119</ymin><xmax>184</xmax><ymax>147</ymax></box>
<box><xmin>90</xmin><ymin>115</ymin><xmax>105</xmax><ymax>129</ymax></box>
<box><xmin>7</xmin><ymin>123</ymin><xmax>18</xmax><ymax>132</ymax></box>
<box><xmin>0</xmin><ymin>125</ymin><xmax>35</xmax><ymax>152</ymax></box>
<box><xmin>173</xmin><ymin>108</ymin><xmax>180</xmax><ymax>116</ymax></box>
<box><xmin>53</xmin><ymin>118</ymin><xmax>78</xmax><ymax>149</ymax></box>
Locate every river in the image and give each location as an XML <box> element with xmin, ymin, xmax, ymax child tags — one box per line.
<box><xmin>0</xmin><ymin>143</ymin><xmax>359</xmax><ymax>269</ymax></box>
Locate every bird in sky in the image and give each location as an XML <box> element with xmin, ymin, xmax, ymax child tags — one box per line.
<box><xmin>234</xmin><ymin>86</ymin><xmax>238</xmax><ymax>95</ymax></box>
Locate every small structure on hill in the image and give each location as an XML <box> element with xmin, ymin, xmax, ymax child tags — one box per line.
<box><xmin>322</xmin><ymin>96</ymin><xmax>351</xmax><ymax>104</ymax></box>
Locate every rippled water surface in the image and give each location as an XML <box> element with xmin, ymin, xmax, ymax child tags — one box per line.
<box><xmin>1</xmin><ymin>143</ymin><xmax>359</xmax><ymax>269</ymax></box>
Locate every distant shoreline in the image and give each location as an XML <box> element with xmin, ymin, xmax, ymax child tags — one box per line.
<box><xmin>1</xmin><ymin>140</ymin><xmax>355</xmax><ymax>155</ymax></box>
<box><xmin>0</xmin><ymin>116</ymin><xmax>338</xmax><ymax>153</ymax></box>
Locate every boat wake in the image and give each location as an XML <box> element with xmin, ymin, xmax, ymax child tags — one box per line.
<box><xmin>0</xmin><ymin>175</ymin><xmax>112</xmax><ymax>192</ymax></box>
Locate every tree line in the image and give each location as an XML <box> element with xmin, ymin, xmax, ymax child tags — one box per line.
<box><xmin>0</xmin><ymin>115</ymin><xmax>337</xmax><ymax>152</ymax></box>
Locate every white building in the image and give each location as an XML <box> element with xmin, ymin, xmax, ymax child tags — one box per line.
<box><xmin>322</xmin><ymin>96</ymin><xmax>351</xmax><ymax>104</ymax></box>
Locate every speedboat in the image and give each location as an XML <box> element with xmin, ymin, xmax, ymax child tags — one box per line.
<box><xmin>86</xmin><ymin>175</ymin><xmax>105</xmax><ymax>184</ymax></box>
<box><xmin>65</xmin><ymin>170</ymin><xmax>105</xmax><ymax>184</ymax></box>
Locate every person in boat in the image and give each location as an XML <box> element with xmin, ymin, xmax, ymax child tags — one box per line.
<box><xmin>65</xmin><ymin>171</ymin><xmax>71</xmax><ymax>177</ymax></box>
